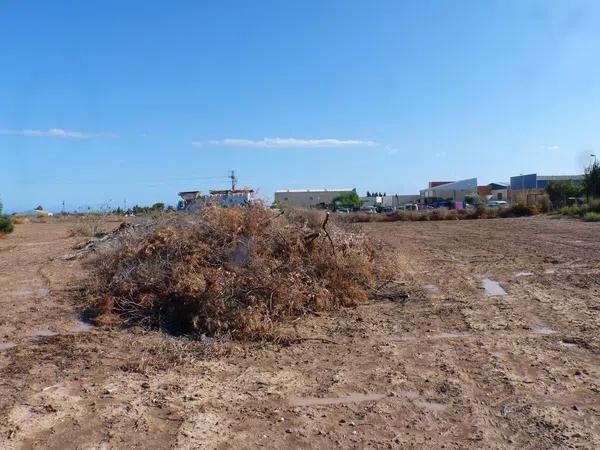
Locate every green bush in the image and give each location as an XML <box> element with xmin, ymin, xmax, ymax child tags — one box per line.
<box><xmin>0</xmin><ymin>216</ymin><xmax>14</xmax><ymax>235</ymax></box>
<box><xmin>583</xmin><ymin>212</ymin><xmax>600</xmax><ymax>222</ymax></box>
<box><xmin>588</xmin><ymin>198</ymin><xmax>600</xmax><ymax>213</ymax></box>
<box><xmin>560</xmin><ymin>204</ymin><xmax>582</xmax><ymax>217</ymax></box>
<box><xmin>559</xmin><ymin>200</ymin><xmax>600</xmax><ymax>218</ymax></box>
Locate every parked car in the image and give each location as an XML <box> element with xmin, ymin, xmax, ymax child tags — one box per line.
<box><xmin>400</xmin><ymin>204</ymin><xmax>419</xmax><ymax>211</ymax></box>
<box><xmin>335</xmin><ymin>207</ymin><xmax>351</xmax><ymax>214</ymax></box>
<box><xmin>431</xmin><ymin>201</ymin><xmax>451</xmax><ymax>209</ymax></box>
<box><xmin>380</xmin><ymin>206</ymin><xmax>395</xmax><ymax>213</ymax></box>
<box><xmin>359</xmin><ymin>206</ymin><xmax>378</xmax><ymax>214</ymax></box>
<box><xmin>487</xmin><ymin>200</ymin><xmax>508</xmax><ymax>208</ymax></box>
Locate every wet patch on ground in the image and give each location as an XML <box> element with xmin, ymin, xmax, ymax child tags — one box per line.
<box><xmin>482</xmin><ymin>278</ymin><xmax>507</xmax><ymax>297</ymax></box>
<box><xmin>290</xmin><ymin>393</ymin><xmax>389</xmax><ymax>407</ymax></box>
<box><xmin>0</xmin><ymin>342</ymin><xmax>17</xmax><ymax>351</ymax></box>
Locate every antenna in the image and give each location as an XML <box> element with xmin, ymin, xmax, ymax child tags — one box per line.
<box><xmin>229</xmin><ymin>170</ymin><xmax>237</xmax><ymax>190</ymax></box>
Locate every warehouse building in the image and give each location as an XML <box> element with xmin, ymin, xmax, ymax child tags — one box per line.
<box><xmin>420</xmin><ymin>178</ymin><xmax>478</xmax><ymax>204</ymax></box>
<box><xmin>274</xmin><ymin>189</ymin><xmax>354</xmax><ymax>208</ymax></box>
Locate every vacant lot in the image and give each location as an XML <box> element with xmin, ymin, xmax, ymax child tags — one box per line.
<box><xmin>1</xmin><ymin>217</ymin><xmax>599</xmax><ymax>449</ymax></box>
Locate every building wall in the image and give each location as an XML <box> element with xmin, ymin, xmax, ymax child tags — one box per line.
<box><xmin>274</xmin><ymin>189</ymin><xmax>352</xmax><ymax>208</ymax></box>
<box><xmin>477</xmin><ymin>186</ymin><xmax>492</xmax><ymax>196</ymax></box>
<box><xmin>491</xmin><ymin>189</ymin><xmax>508</xmax><ymax>201</ymax></box>
<box><xmin>421</xmin><ymin>189</ymin><xmax>476</xmax><ymax>202</ymax></box>
<box><xmin>510</xmin><ymin>174</ymin><xmax>537</xmax><ymax>190</ymax></box>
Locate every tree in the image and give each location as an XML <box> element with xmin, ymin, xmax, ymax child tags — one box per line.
<box><xmin>366</xmin><ymin>191</ymin><xmax>371</xmax><ymax>197</ymax></box>
<box><xmin>0</xmin><ymin>199</ymin><xmax>3</xmax><ymax>215</ymax></box>
<box><xmin>545</xmin><ymin>181</ymin><xmax>584</xmax><ymax>206</ymax></box>
<box><xmin>583</xmin><ymin>161</ymin><xmax>600</xmax><ymax>199</ymax></box>
<box><xmin>35</xmin><ymin>205</ymin><xmax>44</xmax><ymax>211</ymax></box>
<box><xmin>152</xmin><ymin>202</ymin><xmax>165</xmax><ymax>211</ymax></box>
<box><xmin>333</xmin><ymin>191</ymin><xmax>363</xmax><ymax>209</ymax></box>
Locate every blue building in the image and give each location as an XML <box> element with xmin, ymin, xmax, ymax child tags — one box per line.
<box><xmin>510</xmin><ymin>174</ymin><xmax>583</xmax><ymax>191</ymax></box>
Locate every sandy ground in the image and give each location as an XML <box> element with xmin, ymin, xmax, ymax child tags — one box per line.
<box><xmin>0</xmin><ymin>217</ymin><xmax>599</xmax><ymax>449</ymax></box>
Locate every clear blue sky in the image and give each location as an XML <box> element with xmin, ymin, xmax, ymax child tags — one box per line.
<box><xmin>1</xmin><ymin>0</ymin><xmax>599</xmax><ymax>212</ymax></box>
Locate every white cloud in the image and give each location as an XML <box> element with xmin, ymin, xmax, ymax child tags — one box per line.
<box><xmin>384</xmin><ymin>144</ymin><xmax>400</xmax><ymax>154</ymax></box>
<box><xmin>198</xmin><ymin>137</ymin><xmax>378</xmax><ymax>148</ymax></box>
<box><xmin>0</xmin><ymin>128</ymin><xmax>117</xmax><ymax>139</ymax></box>
<box><xmin>541</xmin><ymin>144</ymin><xmax>561</xmax><ymax>152</ymax></box>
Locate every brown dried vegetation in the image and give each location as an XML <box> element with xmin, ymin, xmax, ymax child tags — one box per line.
<box><xmin>346</xmin><ymin>204</ymin><xmax>540</xmax><ymax>223</ymax></box>
<box><xmin>84</xmin><ymin>206</ymin><xmax>397</xmax><ymax>340</ymax></box>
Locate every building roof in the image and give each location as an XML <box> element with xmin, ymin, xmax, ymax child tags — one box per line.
<box><xmin>537</xmin><ymin>175</ymin><xmax>584</xmax><ymax>181</ymax></box>
<box><xmin>424</xmin><ymin>178</ymin><xmax>477</xmax><ymax>191</ymax></box>
<box><xmin>209</xmin><ymin>189</ymin><xmax>254</xmax><ymax>195</ymax></box>
<box><xmin>275</xmin><ymin>189</ymin><xmax>353</xmax><ymax>193</ymax></box>
<box><xmin>14</xmin><ymin>210</ymin><xmax>53</xmax><ymax>217</ymax></box>
<box><xmin>428</xmin><ymin>181</ymin><xmax>454</xmax><ymax>188</ymax></box>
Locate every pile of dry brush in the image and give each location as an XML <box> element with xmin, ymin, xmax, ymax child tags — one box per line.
<box><xmin>84</xmin><ymin>206</ymin><xmax>398</xmax><ymax>340</ymax></box>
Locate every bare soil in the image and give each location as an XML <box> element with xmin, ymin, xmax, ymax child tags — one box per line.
<box><xmin>1</xmin><ymin>217</ymin><xmax>599</xmax><ymax>449</ymax></box>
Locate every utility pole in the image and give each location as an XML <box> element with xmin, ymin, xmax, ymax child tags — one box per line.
<box><xmin>229</xmin><ymin>170</ymin><xmax>237</xmax><ymax>191</ymax></box>
<box><xmin>62</xmin><ymin>200</ymin><xmax>65</xmax><ymax>213</ymax></box>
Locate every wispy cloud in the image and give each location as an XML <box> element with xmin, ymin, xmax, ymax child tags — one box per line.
<box><xmin>384</xmin><ymin>144</ymin><xmax>400</xmax><ymax>155</ymax></box>
<box><xmin>0</xmin><ymin>128</ymin><xmax>117</xmax><ymax>139</ymax></box>
<box><xmin>194</xmin><ymin>137</ymin><xmax>378</xmax><ymax>148</ymax></box>
<box><xmin>541</xmin><ymin>144</ymin><xmax>561</xmax><ymax>152</ymax></box>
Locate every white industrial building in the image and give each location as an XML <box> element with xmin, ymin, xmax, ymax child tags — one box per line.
<box><xmin>420</xmin><ymin>178</ymin><xmax>478</xmax><ymax>203</ymax></box>
<box><xmin>274</xmin><ymin>189</ymin><xmax>354</xmax><ymax>208</ymax></box>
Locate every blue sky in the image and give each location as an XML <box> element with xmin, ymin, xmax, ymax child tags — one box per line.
<box><xmin>1</xmin><ymin>0</ymin><xmax>599</xmax><ymax>212</ymax></box>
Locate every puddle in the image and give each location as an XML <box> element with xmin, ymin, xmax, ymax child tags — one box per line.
<box><xmin>15</xmin><ymin>290</ymin><xmax>34</xmax><ymax>297</ymax></box>
<box><xmin>482</xmin><ymin>279</ymin><xmax>507</xmax><ymax>297</ymax></box>
<box><xmin>424</xmin><ymin>284</ymin><xmax>440</xmax><ymax>292</ymax></box>
<box><xmin>532</xmin><ymin>326</ymin><xmax>557</xmax><ymax>335</ymax></box>
<box><xmin>15</xmin><ymin>288</ymin><xmax>50</xmax><ymax>297</ymax></box>
<box><xmin>32</xmin><ymin>330</ymin><xmax>59</xmax><ymax>338</ymax></box>
<box><xmin>544</xmin><ymin>269</ymin><xmax>556</xmax><ymax>274</ymax></box>
<box><xmin>0</xmin><ymin>342</ymin><xmax>16</xmax><ymax>351</ymax></box>
<box><xmin>68</xmin><ymin>321</ymin><xmax>95</xmax><ymax>333</ymax></box>
<box><xmin>435</xmin><ymin>332</ymin><xmax>469</xmax><ymax>339</ymax></box>
<box><xmin>391</xmin><ymin>335</ymin><xmax>418</xmax><ymax>342</ymax></box>
<box><xmin>515</xmin><ymin>272</ymin><xmax>534</xmax><ymax>278</ymax></box>
<box><xmin>391</xmin><ymin>332</ymin><xmax>468</xmax><ymax>342</ymax></box>
<box><xmin>414</xmin><ymin>400</ymin><xmax>447</xmax><ymax>412</ymax></box>
<box><xmin>290</xmin><ymin>393</ymin><xmax>389</xmax><ymax>407</ymax></box>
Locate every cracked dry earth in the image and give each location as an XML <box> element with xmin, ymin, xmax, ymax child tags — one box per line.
<box><xmin>1</xmin><ymin>217</ymin><xmax>599</xmax><ymax>449</ymax></box>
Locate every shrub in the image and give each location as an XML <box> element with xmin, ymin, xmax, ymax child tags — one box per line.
<box><xmin>12</xmin><ymin>216</ymin><xmax>30</xmax><ymax>225</ymax></box>
<box><xmin>84</xmin><ymin>206</ymin><xmax>398</xmax><ymax>340</ymax></box>
<box><xmin>498</xmin><ymin>204</ymin><xmax>537</xmax><ymax>218</ymax></box>
<box><xmin>588</xmin><ymin>198</ymin><xmax>600</xmax><ymax>213</ymax></box>
<box><xmin>68</xmin><ymin>214</ymin><xmax>108</xmax><ymax>237</ymax></box>
<box><xmin>583</xmin><ymin>212</ymin><xmax>600</xmax><ymax>222</ymax></box>
<box><xmin>0</xmin><ymin>216</ymin><xmax>15</xmax><ymax>235</ymax></box>
<box><xmin>559</xmin><ymin>199</ymin><xmax>600</xmax><ymax>218</ymax></box>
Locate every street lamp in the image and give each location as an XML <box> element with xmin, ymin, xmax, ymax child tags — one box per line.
<box><xmin>592</xmin><ymin>154</ymin><xmax>597</xmax><ymax>164</ymax></box>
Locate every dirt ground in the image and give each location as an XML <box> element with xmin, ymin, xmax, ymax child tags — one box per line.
<box><xmin>1</xmin><ymin>216</ymin><xmax>599</xmax><ymax>449</ymax></box>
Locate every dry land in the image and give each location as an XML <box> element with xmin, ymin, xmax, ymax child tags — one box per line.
<box><xmin>1</xmin><ymin>217</ymin><xmax>599</xmax><ymax>449</ymax></box>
